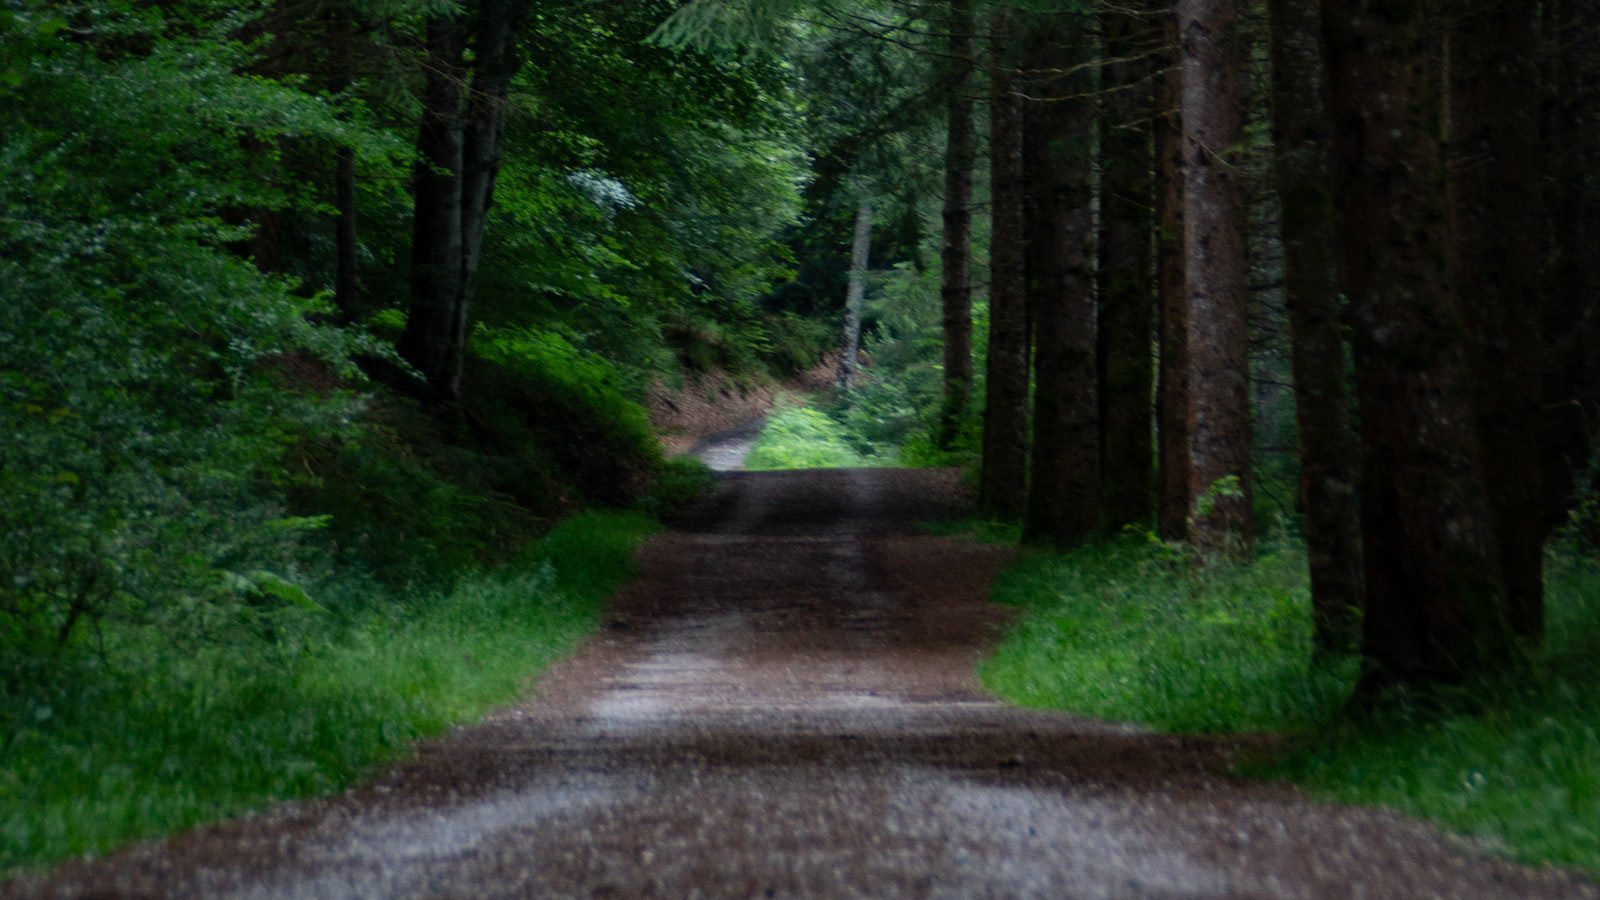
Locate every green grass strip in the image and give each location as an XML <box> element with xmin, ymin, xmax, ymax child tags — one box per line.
<box><xmin>0</xmin><ymin>511</ymin><xmax>657</xmax><ymax>875</ymax></box>
<box><xmin>980</xmin><ymin>533</ymin><xmax>1600</xmax><ymax>872</ymax></box>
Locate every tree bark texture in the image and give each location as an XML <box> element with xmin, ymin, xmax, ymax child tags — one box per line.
<box><xmin>334</xmin><ymin>146</ymin><xmax>359</xmax><ymax>318</ymax></box>
<box><xmin>1155</xmin><ymin>8</ymin><xmax>1191</xmax><ymax>541</ymax></box>
<box><xmin>837</xmin><ymin>199</ymin><xmax>874</xmax><ymax>392</ymax></box>
<box><xmin>1264</xmin><ymin>0</ymin><xmax>1363</xmax><ymax>654</ymax></box>
<box><xmin>1178</xmin><ymin>0</ymin><xmax>1254</xmax><ymax>554</ymax></box>
<box><xmin>401</xmin><ymin>0</ymin><xmax>527</xmax><ymax>403</ymax></box>
<box><xmin>1448</xmin><ymin>0</ymin><xmax>1545</xmax><ymax>638</ymax></box>
<box><xmin>938</xmin><ymin>0</ymin><xmax>976</xmax><ymax>449</ymax></box>
<box><xmin>979</xmin><ymin>12</ymin><xmax>1031</xmax><ymax>521</ymax></box>
<box><xmin>1322</xmin><ymin>0</ymin><xmax>1518</xmax><ymax>684</ymax></box>
<box><xmin>1541</xmin><ymin>0</ymin><xmax>1600</xmax><ymax>536</ymax></box>
<box><xmin>1097</xmin><ymin>4</ymin><xmax>1157</xmax><ymax>533</ymax></box>
<box><xmin>330</xmin><ymin>2</ymin><xmax>359</xmax><ymax>321</ymax></box>
<box><xmin>401</xmin><ymin>14</ymin><xmax>467</xmax><ymax>398</ymax></box>
<box><xmin>1023</xmin><ymin>18</ymin><xmax>1101</xmax><ymax>547</ymax></box>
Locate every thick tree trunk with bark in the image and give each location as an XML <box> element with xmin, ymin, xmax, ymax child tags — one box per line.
<box><xmin>1178</xmin><ymin>0</ymin><xmax>1254</xmax><ymax>554</ymax></box>
<box><xmin>401</xmin><ymin>0</ymin><xmax>527</xmax><ymax>403</ymax></box>
<box><xmin>937</xmin><ymin>0</ymin><xmax>976</xmax><ymax>448</ymax></box>
<box><xmin>1023</xmin><ymin>19</ymin><xmax>1101</xmax><ymax>546</ymax></box>
<box><xmin>1154</xmin><ymin>10</ymin><xmax>1190</xmax><ymax>541</ymax></box>
<box><xmin>1265</xmin><ymin>0</ymin><xmax>1363</xmax><ymax>654</ymax></box>
<box><xmin>1542</xmin><ymin>0</ymin><xmax>1600</xmax><ymax>535</ymax></box>
<box><xmin>1098</xmin><ymin>5</ymin><xmax>1157</xmax><ymax>532</ymax></box>
<box><xmin>1449</xmin><ymin>0</ymin><xmax>1545</xmax><ymax>638</ymax></box>
<box><xmin>334</xmin><ymin>148</ymin><xmax>359</xmax><ymax>318</ymax></box>
<box><xmin>837</xmin><ymin>200</ymin><xmax>874</xmax><ymax>392</ymax></box>
<box><xmin>401</xmin><ymin>14</ymin><xmax>467</xmax><ymax>397</ymax></box>
<box><xmin>329</xmin><ymin>3</ymin><xmax>359</xmax><ymax>320</ymax></box>
<box><xmin>1322</xmin><ymin>0</ymin><xmax>1518</xmax><ymax>685</ymax></box>
<box><xmin>979</xmin><ymin>12</ymin><xmax>1030</xmax><ymax>520</ymax></box>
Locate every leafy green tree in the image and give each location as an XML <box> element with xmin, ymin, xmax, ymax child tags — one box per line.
<box><xmin>0</xmin><ymin>1</ymin><xmax>385</xmax><ymax>664</ymax></box>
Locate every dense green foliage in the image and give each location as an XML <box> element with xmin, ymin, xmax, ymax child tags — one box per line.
<box><xmin>0</xmin><ymin>0</ymin><xmax>818</xmax><ymax>871</ymax></box>
<box><xmin>1</xmin><ymin>1</ymin><xmax>382</xmax><ymax>667</ymax></box>
<box><xmin>0</xmin><ymin>0</ymin><xmax>817</xmax><ymax>674</ymax></box>
<box><xmin>980</xmin><ymin>532</ymin><xmax>1600</xmax><ymax>871</ymax></box>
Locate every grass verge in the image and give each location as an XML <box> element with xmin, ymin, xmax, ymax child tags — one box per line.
<box><xmin>980</xmin><ymin>531</ymin><xmax>1600</xmax><ymax>872</ymax></box>
<box><xmin>0</xmin><ymin>511</ymin><xmax>657</xmax><ymax>876</ymax></box>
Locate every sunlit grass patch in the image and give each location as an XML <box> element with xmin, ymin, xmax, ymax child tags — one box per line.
<box><xmin>0</xmin><ymin>511</ymin><xmax>656</xmax><ymax>875</ymax></box>
<box><xmin>744</xmin><ymin>404</ymin><xmax>894</xmax><ymax>470</ymax></box>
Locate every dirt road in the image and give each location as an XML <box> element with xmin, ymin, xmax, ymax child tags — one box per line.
<box><xmin>11</xmin><ymin>469</ymin><xmax>1596</xmax><ymax>898</ymax></box>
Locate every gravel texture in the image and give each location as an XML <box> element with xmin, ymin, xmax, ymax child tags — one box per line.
<box><xmin>8</xmin><ymin>468</ymin><xmax>1597</xmax><ymax>898</ymax></box>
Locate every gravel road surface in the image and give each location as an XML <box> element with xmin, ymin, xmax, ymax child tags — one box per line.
<box><xmin>9</xmin><ymin>469</ymin><xmax>1596</xmax><ymax>898</ymax></box>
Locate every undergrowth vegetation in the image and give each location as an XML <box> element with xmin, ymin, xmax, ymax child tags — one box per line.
<box><xmin>0</xmin><ymin>512</ymin><xmax>656</xmax><ymax>874</ymax></box>
<box><xmin>745</xmin><ymin>403</ymin><xmax>890</xmax><ymax>470</ymax></box>
<box><xmin>980</xmin><ymin>529</ymin><xmax>1600</xmax><ymax>872</ymax></box>
<box><xmin>980</xmin><ymin>533</ymin><xmax>1357</xmax><ymax>733</ymax></box>
<box><xmin>1259</xmin><ymin>547</ymin><xmax>1600</xmax><ymax>872</ymax></box>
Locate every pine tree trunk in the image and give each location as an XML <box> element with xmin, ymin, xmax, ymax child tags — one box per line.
<box><xmin>979</xmin><ymin>11</ymin><xmax>1030</xmax><ymax>520</ymax></box>
<box><xmin>400</xmin><ymin>14</ymin><xmax>467</xmax><ymax>398</ymax></box>
<box><xmin>1322</xmin><ymin>0</ymin><xmax>1518</xmax><ymax>685</ymax></box>
<box><xmin>330</xmin><ymin>3</ymin><xmax>359</xmax><ymax>321</ymax></box>
<box><xmin>1155</xmin><ymin>9</ymin><xmax>1191</xmax><ymax>541</ymax></box>
<box><xmin>1023</xmin><ymin>19</ymin><xmax>1101</xmax><ymax>546</ymax></box>
<box><xmin>1265</xmin><ymin>0</ymin><xmax>1363</xmax><ymax>655</ymax></box>
<box><xmin>334</xmin><ymin>146</ymin><xmax>359</xmax><ymax>319</ymax></box>
<box><xmin>1178</xmin><ymin>0</ymin><xmax>1254</xmax><ymax>555</ymax></box>
<box><xmin>450</xmin><ymin>0</ymin><xmax>524</xmax><ymax>400</ymax></box>
<box><xmin>837</xmin><ymin>200</ymin><xmax>873</xmax><ymax>392</ymax></box>
<box><xmin>1541</xmin><ymin>0</ymin><xmax>1600</xmax><ymax>533</ymax></box>
<box><xmin>1098</xmin><ymin>6</ymin><xmax>1157</xmax><ymax>532</ymax></box>
<box><xmin>937</xmin><ymin>0</ymin><xmax>976</xmax><ymax>449</ymax></box>
<box><xmin>401</xmin><ymin>1</ymin><xmax>526</xmax><ymax>402</ymax></box>
<box><xmin>1449</xmin><ymin>0</ymin><xmax>1545</xmax><ymax>638</ymax></box>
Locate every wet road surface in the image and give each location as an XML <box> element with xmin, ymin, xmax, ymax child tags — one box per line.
<box><xmin>10</xmin><ymin>469</ymin><xmax>1597</xmax><ymax>898</ymax></box>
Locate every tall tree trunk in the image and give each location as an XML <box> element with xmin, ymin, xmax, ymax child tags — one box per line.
<box><xmin>1178</xmin><ymin>0</ymin><xmax>1254</xmax><ymax>555</ymax></box>
<box><xmin>1265</xmin><ymin>0</ymin><xmax>1363</xmax><ymax>655</ymax></box>
<box><xmin>451</xmin><ymin>0</ymin><xmax>523</xmax><ymax>399</ymax></box>
<box><xmin>837</xmin><ymin>199</ymin><xmax>873</xmax><ymax>392</ymax></box>
<box><xmin>1542</xmin><ymin>0</ymin><xmax>1600</xmax><ymax>534</ymax></box>
<box><xmin>938</xmin><ymin>0</ymin><xmax>976</xmax><ymax>448</ymax></box>
<box><xmin>1098</xmin><ymin>5</ymin><xmax>1157</xmax><ymax>532</ymax></box>
<box><xmin>334</xmin><ymin>148</ymin><xmax>359</xmax><ymax>318</ymax></box>
<box><xmin>401</xmin><ymin>0</ymin><xmax>527</xmax><ymax>403</ymax></box>
<box><xmin>400</xmin><ymin>14</ymin><xmax>467</xmax><ymax>398</ymax></box>
<box><xmin>979</xmin><ymin>11</ymin><xmax>1030</xmax><ymax>520</ymax></box>
<box><xmin>330</xmin><ymin>2</ymin><xmax>359</xmax><ymax>320</ymax></box>
<box><xmin>1449</xmin><ymin>0</ymin><xmax>1545</xmax><ymax>638</ymax></box>
<box><xmin>1023</xmin><ymin>18</ymin><xmax>1101</xmax><ymax>546</ymax></box>
<box><xmin>1322</xmin><ymin>0</ymin><xmax>1518</xmax><ymax>685</ymax></box>
<box><xmin>1155</xmin><ymin>8</ymin><xmax>1190</xmax><ymax>541</ymax></box>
